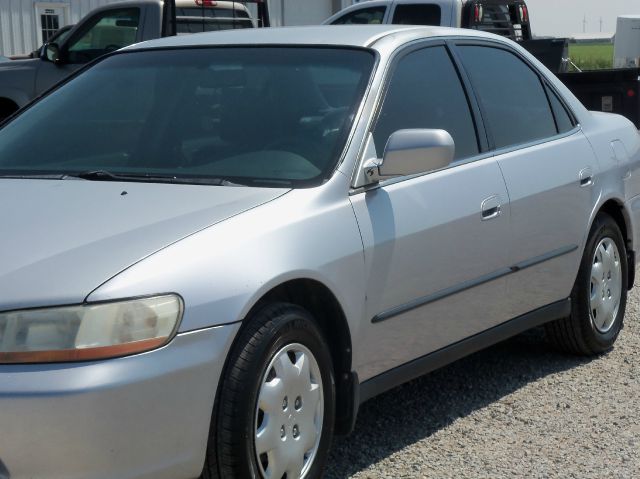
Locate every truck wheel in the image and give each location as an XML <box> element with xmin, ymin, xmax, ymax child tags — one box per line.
<box><xmin>202</xmin><ymin>303</ymin><xmax>335</xmax><ymax>479</ymax></box>
<box><xmin>545</xmin><ymin>213</ymin><xmax>628</xmax><ymax>355</ymax></box>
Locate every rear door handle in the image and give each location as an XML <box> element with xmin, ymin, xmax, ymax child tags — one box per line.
<box><xmin>481</xmin><ymin>195</ymin><xmax>502</xmax><ymax>221</ymax></box>
<box><xmin>579</xmin><ymin>167</ymin><xmax>593</xmax><ymax>187</ymax></box>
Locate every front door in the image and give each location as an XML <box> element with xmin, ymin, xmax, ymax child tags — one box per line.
<box><xmin>35</xmin><ymin>7</ymin><xmax>142</xmax><ymax>96</ymax></box>
<box><xmin>350</xmin><ymin>44</ymin><xmax>512</xmax><ymax>381</ymax></box>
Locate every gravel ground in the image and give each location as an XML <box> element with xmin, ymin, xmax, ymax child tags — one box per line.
<box><xmin>326</xmin><ymin>280</ymin><xmax>640</xmax><ymax>478</ymax></box>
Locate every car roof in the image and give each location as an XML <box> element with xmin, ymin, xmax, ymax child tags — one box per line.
<box><xmin>127</xmin><ymin>24</ymin><xmax>505</xmax><ymax>51</ymax></box>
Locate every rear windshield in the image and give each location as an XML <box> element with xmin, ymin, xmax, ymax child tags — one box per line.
<box><xmin>176</xmin><ymin>7</ymin><xmax>253</xmax><ymax>32</ymax></box>
<box><xmin>0</xmin><ymin>47</ymin><xmax>375</xmax><ymax>187</ymax></box>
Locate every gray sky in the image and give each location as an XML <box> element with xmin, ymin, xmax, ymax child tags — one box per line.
<box><xmin>526</xmin><ymin>0</ymin><xmax>640</xmax><ymax>37</ymax></box>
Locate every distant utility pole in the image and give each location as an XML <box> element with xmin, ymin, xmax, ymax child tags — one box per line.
<box><xmin>583</xmin><ymin>14</ymin><xmax>587</xmax><ymax>33</ymax></box>
<box><xmin>600</xmin><ymin>17</ymin><xmax>603</xmax><ymax>32</ymax></box>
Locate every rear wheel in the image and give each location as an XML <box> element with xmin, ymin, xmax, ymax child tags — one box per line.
<box><xmin>546</xmin><ymin>213</ymin><xmax>628</xmax><ymax>355</ymax></box>
<box><xmin>202</xmin><ymin>303</ymin><xmax>335</xmax><ymax>479</ymax></box>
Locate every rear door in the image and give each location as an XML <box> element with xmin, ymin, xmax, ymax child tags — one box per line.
<box><xmin>350</xmin><ymin>43</ymin><xmax>512</xmax><ymax>381</ymax></box>
<box><xmin>453</xmin><ymin>41</ymin><xmax>598</xmax><ymax>318</ymax></box>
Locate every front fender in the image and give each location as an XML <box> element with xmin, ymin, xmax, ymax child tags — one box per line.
<box><xmin>87</xmin><ymin>173</ymin><xmax>367</xmax><ymax>339</ymax></box>
<box><xmin>0</xmin><ymin>60</ymin><xmax>40</xmax><ymax>107</ymax></box>
<box><xmin>0</xmin><ymin>86</ymin><xmax>31</xmax><ymax>109</ymax></box>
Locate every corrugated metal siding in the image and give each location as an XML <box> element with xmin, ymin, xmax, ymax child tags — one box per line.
<box><xmin>0</xmin><ymin>0</ymin><xmax>124</xmax><ymax>56</ymax></box>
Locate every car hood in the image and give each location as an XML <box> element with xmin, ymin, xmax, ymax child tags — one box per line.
<box><xmin>0</xmin><ymin>179</ymin><xmax>288</xmax><ymax>311</ymax></box>
<box><xmin>0</xmin><ymin>58</ymin><xmax>38</xmax><ymax>71</ymax></box>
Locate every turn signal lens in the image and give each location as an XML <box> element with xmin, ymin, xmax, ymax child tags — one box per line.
<box><xmin>0</xmin><ymin>295</ymin><xmax>183</xmax><ymax>364</ymax></box>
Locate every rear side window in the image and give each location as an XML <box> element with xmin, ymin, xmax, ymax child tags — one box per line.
<box><xmin>458</xmin><ymin>46</ymin><xmax>556</xmax><ymax>150</ymax></box>
<box><xmin>546</xmin><ymin>85</ymin><xmax>575</xmax><ymax>133</ymax></box>
<box><xmin>392</xmin><ymin>4</ymin><xmax>441</xmax><ymax>26</ymax></box>
<box><xmin>373</xmin><ymin>46</ymin><xmax>479</xmax><ymax>160</ymax></box>
<box><xmin>331</xmin><ymin>7</ymin><xmax>386</xmax><ymax>25</ymax></box>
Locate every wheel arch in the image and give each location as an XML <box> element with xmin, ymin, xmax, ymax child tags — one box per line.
<box><xmin>242</xmin><ymin>277</ymin><xmax>358</xmax><ymax>435</ymax></box>
<box><xmin>593</xmin><ymin>198</ymin><xmax>635</xmax><ymax>289</ymax></box>
<box><xmin>0</xmin><ymin>97</ymin><xmax>20</xmax><ymax>121</ymax></box>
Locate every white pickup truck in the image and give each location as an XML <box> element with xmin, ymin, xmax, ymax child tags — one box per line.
<box><xmin>0</xmin><ymin>0</ymin><xmax>268</xmax><ymax>121</ymax></box>
<box><xmin>325</xmin><ymin>0</ymin><xmax>532</xmax><ymax>41</ymax></box>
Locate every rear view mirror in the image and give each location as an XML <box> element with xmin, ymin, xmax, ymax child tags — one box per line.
<box><xmin>362</xmin><ymin>129</ymin><xmax>454</xmax><ymax>183</ymax></box>
<box><xmin>44</xmin><ymin>43</ymin><xmax>61</xmax><ymax>64</ymax></box>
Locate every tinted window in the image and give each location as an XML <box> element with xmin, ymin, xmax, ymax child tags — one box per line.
<box><xmin>392</xmin><ymin>4</ymin><xmax>441</xmax><ymax>25</ymax></box>
<box><xmin>0</xmin><ymin>48</ymin><xmax>374</xmax><ymax>188</ymax></box>
<box><xmin>374</xmin><ymin>46</ymin><xmax>479</xmax><ymax>160</ymax></box>
<box><xmin>67</xmin><ymin>9</ymin><xmax>139</xmax><ymax>64</ymax></box>
<box><xmin>332</xmin><ymin>7</ymin><xmax>386</xmax><ymax>25</ymax></box>
<box><xmin>546</xmin><ymin>85</ymin><xmax>575</xmax><ymax>133</ymax></box>
<box><xmin>459</xmin><ymin>46</ymin><xmax>556</xmax><ymax>149</ymax></box>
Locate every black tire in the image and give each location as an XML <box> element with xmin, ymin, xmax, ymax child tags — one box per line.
<box><xmin>202</xmin><ymin>303</ymin><xmax>335</xmax><ymax>479</ymax></box>
<box><xmin>545</xmin><ymin>213</ymin><xmax>628</xmax><ymax>355</ymax></box>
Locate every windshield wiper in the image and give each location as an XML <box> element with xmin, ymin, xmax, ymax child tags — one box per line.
<box><xmin>65</xmin><ymin>170</ymin><xmax>179</xmax><ymax>183</ymax></box>
<box><xmin>63</xmin><ymin>170</ymin><xmax>243</xmax><ymax>186</ymax></box>
<box><xmin>0</xmin><ymin>173</ymin><xmax>66</xmax><ymax>179</ymax></box>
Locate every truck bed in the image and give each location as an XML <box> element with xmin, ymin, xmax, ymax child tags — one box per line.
<box><xmin>558</xmin><ymin>68</ymin><xmax>640</xmax><ymax>128</ymax></box>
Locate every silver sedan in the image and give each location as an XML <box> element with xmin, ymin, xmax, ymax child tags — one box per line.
<box><xmin>0</xmin><ymin>25</ymin><xmax>639</xmax><ymax>479</ymax></box>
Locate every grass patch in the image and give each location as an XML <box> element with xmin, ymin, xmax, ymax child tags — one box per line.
<box><xmin>568</xmin><ymin>43</ymin><xmax>614</xmax><ymax>71</ymax></box>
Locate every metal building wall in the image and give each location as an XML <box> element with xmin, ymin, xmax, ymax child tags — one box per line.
<box><xmin>0</xmin><ymin>0</ymin><xmax>124</xmax><ymax>57</ymax></box>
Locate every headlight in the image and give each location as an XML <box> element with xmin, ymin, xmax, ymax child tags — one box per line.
<box><xmin>0</xmin><ymin>294</ymin><xmax>183</xmax><ymax>364</ymax></box>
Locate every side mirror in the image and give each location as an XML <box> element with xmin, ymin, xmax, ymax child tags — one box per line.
<box><xmin>363</xmin><ymin>129</ymin><xmax>455</xmax><ymax>183</ymax></box>
<box><xmin>43</xmin><ymin>43</ymin><xmax>61</xmax><ymax>64</ymax></box>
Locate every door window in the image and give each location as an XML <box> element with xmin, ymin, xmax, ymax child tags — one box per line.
<box><xmin>67</xmin><ymin>9</ymin><xmax>140</xmax><ymax>64</ymax></box>
<box><xmin>373</xmin><ymin>46</ymin><xmax>479</xmax><ymax>160</ymax></box>
<box><xmin>331</xmin><ymin>7</ymin><xmax>386</xmax><ymax>25</ymax></box>
<box><xmin>392</xmin><ymin>4</ymin><xmax>442</xmax><ymax>25</ymax></box>
<box><xmin>458</xmin><ymin>46</ymin><xmax>557</xmax><ymax>149</ymax></box>
<box><xmin>546</xmin><ymin>85</ymin><xmax>575</xmax><ymax>133</ymax></box>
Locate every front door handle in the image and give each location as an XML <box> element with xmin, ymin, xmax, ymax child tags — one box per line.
<box><xmin>481</xmin><ymin>195</ymin><xmax>502</xmax><ymax>221</ymax></box>
<box><xmin>579</xmin><ymin>167</ymin><xmax>593</xmax><ymax>187</ymax></box>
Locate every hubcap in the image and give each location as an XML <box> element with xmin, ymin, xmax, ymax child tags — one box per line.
<box><xmin>254</xmin><ymin>343</ymin><xmax>323</xmax><ymax>479</ymax></box>
<box><xmin>590</xmin><ymin>237</ymin><xmax>622</xmax><ymax>333</ymax></box>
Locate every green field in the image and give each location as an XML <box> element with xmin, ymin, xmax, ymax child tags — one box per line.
<box><xmin>568</xmin><ymin>43</ymin><xmax>614</xmax><ymax>71</ymax></box>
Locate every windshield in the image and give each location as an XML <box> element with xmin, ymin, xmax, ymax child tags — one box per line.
<box><xmin>0</xmin><ymin>47</ymin><xmax>374</xmax><ymax>187</ymax></box>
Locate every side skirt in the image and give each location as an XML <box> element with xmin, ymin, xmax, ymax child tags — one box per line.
<box><xmin>357</xmin><ymin>298</ymin><xmax>570</xmax><ymax>404</ymax></box>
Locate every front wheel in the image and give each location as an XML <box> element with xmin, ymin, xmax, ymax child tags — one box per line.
<box><xmin>203</xmin><ymin>303</ymin><xmax>335</xmax><ymax>479</ymax></box>
<box><xmin>546</xmin><ymin>213</ymin><xmax>628</xmax><ymax>355</ymax></box>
